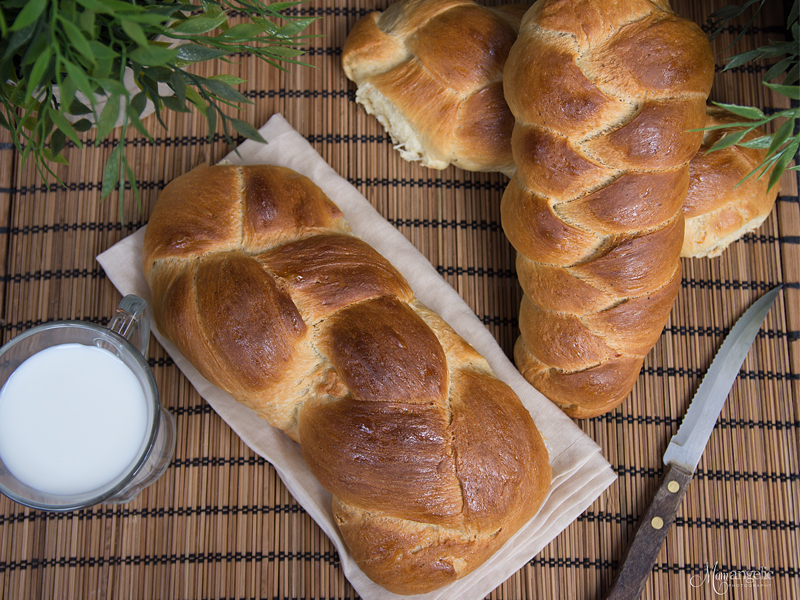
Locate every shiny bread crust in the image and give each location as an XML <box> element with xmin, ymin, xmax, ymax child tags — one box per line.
<box><xmin>682</xmin><ymin>106</ymin><xmax>780</xmax><ymax>258</ymax></box>
<box><xmin>142</xmin><ymin>163</ymin><xmax>551</xmax><ymax>595</ymax></box>
<box><xmin>502</xmin><ymin>0</ymin><xmax>714</xmax><ymax>417</ymax></box>
<box><xmin>342</xmin><ymin>0</ymin><xmax>527</xmax><ymax>175</ymax></box>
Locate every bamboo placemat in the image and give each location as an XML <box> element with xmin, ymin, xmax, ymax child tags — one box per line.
<box><xmin>0</xmin><ymin>1</ymin><xmax>797</xmax><ymax>599</ymax></box>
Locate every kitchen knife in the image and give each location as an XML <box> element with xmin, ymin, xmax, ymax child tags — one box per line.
<box><xmin>605</xmin><ymin>285</ymin><xmax>782</xmax><ymax>600</ymax></box>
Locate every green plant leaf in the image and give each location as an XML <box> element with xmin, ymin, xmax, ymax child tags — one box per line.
<box><xmin>58</xmin><ymin>16</ymin><xmax>96</xmax><ymax>66</ymax></box>
<box><xmin>129</xmin><ymin>91</ymin><xmax>148</xmax><ymax>116</ymax></box>
<box><xmin>207</xmin><ymin>73</ymin><xmax>247</xmax><ymax>85</ymax></box>
<box><xmin>202</xmin><ymin>77</ymin><xmax>249</xmax><ymax>103</ymax></box>
<box><xmin>260</xmin><ymin>45</ymin><xmax>306</xmax><ymax>58</ymax></box>
<box><xmin>764</xmin><ymin>82</ymin><xmax>800</xmax><ymax>100</ymax></box>
<box><xmin>9</xmin><ymin>0</ymin><xmax>47</xmax><ymax>32</ymax></box>
<box><xmin>118</xmin><ymin>12</ymin><xmax>173</xmax><ymax>26</ymax></box>
<box><xmin>183</xmin><ymin>85</ymin><xmax>205</xmax><ymax>108</ymax></box>
<box><xmin>101</xmin><ymin>144</ymin><xmax>121</xmax><ymax>199</ymax></box>
<box><xmin>135</xmin><ymin>73</ymin><xmax>160</xmax><ymax>101</ymax></box>
<box><xmin>170</xmin><ymin>12</ymin><xmax>228</xmax><ymax>34</ymax></box>
<box><xmin>120</xmin><ymin>20</ymin><xmax>149</xmax><ymax>47</ymax></box>
<box><xmin>87</xmin><ymin>41</ymin><xmax>119</xmax><ymax>60</ymax></box>
<box><xmin>63</xmin><ymin>59</ymin><xmax>97</xmax><ymax>107</ymax></box>
<box><xmin>767</xmin><ymin>118</ymin><xmax>796</xmax><ymax>157</ymax></box>
<box><xmin>229</xmin><ymin>117</ymin><xmax>265</xmax><ymax>143</ymax></box>
<box><xmin>79</xmin><ymin>7</ymin><xmax>95</xmax><ymax>33</ymax></box>
<box><xmin>175</xmin><ymin>43</ymin><xmax>230</xmax><ymax>63</ymax></box>
<box><xmin>170</xmin><ymin>70</ymin><xmax>187</xmax><ymax>106</ymax></box>
<box><xmin>276</xmin><ymin>18</ymin><xmax>316</xmax><ymax>38</ymax></box>
<box><xmin>91</xmin><ymin>57</ymin><xmax>114</xmax><ymax>79</ymax></box>
<box><xmin>97</xmin><ymin>0</ymin><xmax>152</xmax><ymax>14</ymax></box>
<box><xmin>74</xmin><ymin>0</ymin><xmax>114</xmax><ymax>14</ymax></box>
<box><xmin>20</xmin><ymin>28</ymin><xmax>50</xmax><ymax>67</ymax></box>
<box><xmin>48</xmin><ymin>127</ymin><xmax>67</xmax><ymax>158</ymax></box>
<box><xmin>25</xmin><ymin>47</ymin><xmax>52</xmax><ymax>99</ymax></box>
<box><xmin>789</xmin><ymin>0</ymin><xmax>800</xmax><ymax>25</ymax></box>
<box><xmin>95</xmin><ymin>93</ymin><xmax>121</xmax><ymax>141</ymax></box>
<box><xmin>96</xmin><ymin>78</ymin><xmax>129</xmax><ymax>96</ymax></box>
<box><xmin>47</xmin><ymin>106</ymin><xmax>83</xmax><ymax>148</ymax></box>
<box><xmin>764</xmin><ymin>56</ymin><xmax>795</xmax><ymax>82</ymax></box>
<box><xmin>2</xmin><ymin>21</ymin><xmax>38</xmax><ymax>62</ymax></box>
<box><xmin>201</xmin><ymin>0</ymin><xmax>224</xmax><ymax>16</ymax></box>
<box><xmin>71</xmin><ymin>118</ymin><xmax>93</xmax><ymax>132</ymax></box>
<box><xmin>142</xmin><ymin>66</ymin><xmax>174</xmax><ymax>82</ymax></box>
<box><xmin>66</xmin><ymin>97</ymin><xmax>92</xmax><ymax>116</ymax></box>
<box><xmin>125</xmin><ymin>104</ymin><xmax>154</xmax><ymax>141</ymax></box>
<box><xmin>161</xmin><ymin>94</ymin><xmax>190</xmax><ymax>112</ymax></box>
<box><xmin>42</xmin><ymin>148</ymin><xmax>69</xmax><ymax>164</ymax></box>
<box><xmin>707</xmin><ymin>0</ymin><xmax>767</xmax><ymax>45</ymax></box>
<box><xmin>707</xmin><ymin>129</ymin><xmax>750</xmax><ymax>153</ymax></box>
<box><xmin>128</xmin><ymin>44</ymin><xmax>180</xmax><ymax>67</ymax></box>
<box><xmin>737</xmin><ymin>135</ymin><xmax>773</xmax><ymax>149</ymax></box>
<box><xmin>219</xmin><ymin>22</ymin><xmax>266</xmax><ymax>40</ymax></box>
<box><xmin>2</xmin><ymin>0</ymin><xmax>317</xmax><ymax>219</ymax></box>
<box><xmin>711</xmin><ymin>101</ymin><xmax>766</xmax><ymax>121</ymax></box>
<box><xmin>768</xmin><ymin>139</ymin><xmax>799</xmax><ymax>190</ymax></box>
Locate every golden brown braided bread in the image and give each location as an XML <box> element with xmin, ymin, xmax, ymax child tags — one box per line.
<box><xmin>342</xmin><ymin>0</ymin><xmax>527</xmax><ymax>175</ymax></box>
<box><xmin>683</xmin><ymin>105</ymin><xmax>780</xmax><ymax>258</ymax></box>
<box><xmin>501</xmin><ymin>0</ymin><xmax>715</xmax><ymax>417</ymax></box>
<box><xmin>142</xmin><ymin>164</ymin><xmax>551</xmax><ymax>595</ymax></box>
<box><xmin>343</xmin><ymin>0</ymin><xmax>776</xmax><ymax>263</ymax></box>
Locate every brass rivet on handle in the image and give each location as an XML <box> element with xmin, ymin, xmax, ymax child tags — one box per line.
<box><xmin>651</xmin><ymin>517</ymin><xmax>664</xmax><ymax>530</ymax></box>
<box><xmin>667</xmin><ymin>480</ymin><xmax>680</xmax><ymax>493</ymax></box>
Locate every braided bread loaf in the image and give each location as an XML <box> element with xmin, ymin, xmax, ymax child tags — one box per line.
<box><xmin>342</xmin><ymin>0</ymin><xmax>527</xmax><ymax>176</ymax></box>
<box><xmin>683</xmin><ymin>105</ymin><xmax>780</xmax><ymax>258</ymax></box>
<box><xmin>344</xmin><ymin>0</ymin><xmax>776</xmax><ymax>262</ymax></box>
<box><xmin>142</xmin><ymin>164</ymin><xmax>551</xmax><ymax>595</ymax></box>
<box><xmin>501</xmin><ymin>0</ymin><xmax>715</xmax><ymax>417</ymax></box>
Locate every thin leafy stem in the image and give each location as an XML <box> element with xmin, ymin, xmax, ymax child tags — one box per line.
<box><xmin>0</xmin><ymin>0</ymin><xmax>314</xmax><ymax>217</ymax></box>
<box><xmin>699</xmin><ymin>0</ymin><xmax>799</xmax><ymax>191</ymax></box>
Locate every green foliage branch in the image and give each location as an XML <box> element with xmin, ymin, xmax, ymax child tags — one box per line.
<box><xmin>0</xmin><ymin>0</ymin><xmax>315</xmax><ymax>217</ymax></box>
<box><xmin>700</xmin><ymin>0</ymin><xmax>799</xmax><ymax>191</ymax></box>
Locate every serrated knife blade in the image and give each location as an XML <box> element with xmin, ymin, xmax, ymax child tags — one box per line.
<box><xmin>662</xmin><ymin>284</ymin><xmax>783</xmax><ymax>473</ymax></box>
<box><xmin>605</xmin><ymin>285</ymin><xmax>782</xmax><ymax>600</ymax></box>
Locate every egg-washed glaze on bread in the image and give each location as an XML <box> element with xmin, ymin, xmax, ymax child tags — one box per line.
<box><xmin>142</xmin><ymin>163</ymin><xmax>552</xmax><ymax>595</ymax></box>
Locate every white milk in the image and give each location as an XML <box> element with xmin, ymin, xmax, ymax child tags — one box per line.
<box><xmin>0</xmin><ymin>343</ymin><xmax>149</xmax><ymax>496</ymax></box>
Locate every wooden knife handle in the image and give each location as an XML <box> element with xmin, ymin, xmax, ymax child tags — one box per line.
<box><xmin>605</xmin><ymin>463</ymin><xmax>694</xmax><ymax>600</ymax></box>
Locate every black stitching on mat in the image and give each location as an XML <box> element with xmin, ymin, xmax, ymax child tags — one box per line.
<box><xmin>590</xmin><ymin>413</ymin><xmax>800</xmax><ymax>430</ymax></box>
<box><xmin>1</xmin><ymin>269</ymin><xmax>107</xmax><ymax>283</ymax></box>
<box><xmin>662</xmin><ymin>324</ymin><xmax>791</xmax><ymax>338</ymax></box>
<box><xmin>4</xmin><ymin>176</ymin><xmax>508</xmax><ymax>195</ymax></box>
<box><xmin>437</xmin><ymin>266</ymin><xmax>515</xmax><ymax>278</ymax></box>
<box><xmin>680</xmin><ymin>279</ymin><xmax>783</xmax><ymax>292</ymax></box>
<box><xmin>388</xmin><ymin>218</ymin><xmax>505</xmax><ymax>232</ymax></box>
<box><xmin>0</xmin><ymin>550</ymin><xmax>343</xmax><ymax>573</ymax></box>
<box><xmin>306</xmin><ymin>133</ymin><xmax>392</xmax><ymax>144</ymax></box>
<box><xmin>640</xmin><ymin>366</ymin><xmax>798</xmax><ymax>380</ymax></box>
<box><xmin>0</xmin><ymin>504</ymin><xmax>305</xmax><ymax>526</ymax></box>
<box><xmin>614</xmin><ymin>465</ymin><xmax>799</xmax><ymax>483</ymax></box>
<box><xmin>3</xmin><ymin>221</ymin><xmax>146</xmax><ymax>235</ymax></box>
<box><xmin>580</xmin><ymin>511</ymin><xmax>800</xmax><ymax>530</ymax></box>
<box><xmin>348</xmin><ymin>177</ymin><xmax>507</xmax><ymax>191</ymax></box>
<box><xmin>480</xmin><ymin>315</ymin><xmax>518</xmax><ymax>327</ymax></box>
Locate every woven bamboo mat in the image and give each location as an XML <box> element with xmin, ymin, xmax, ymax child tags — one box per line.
<box><xmin>0</xmin><ymin>0</ymin><xmax>798</xmax><ymax>598</ymax></box>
